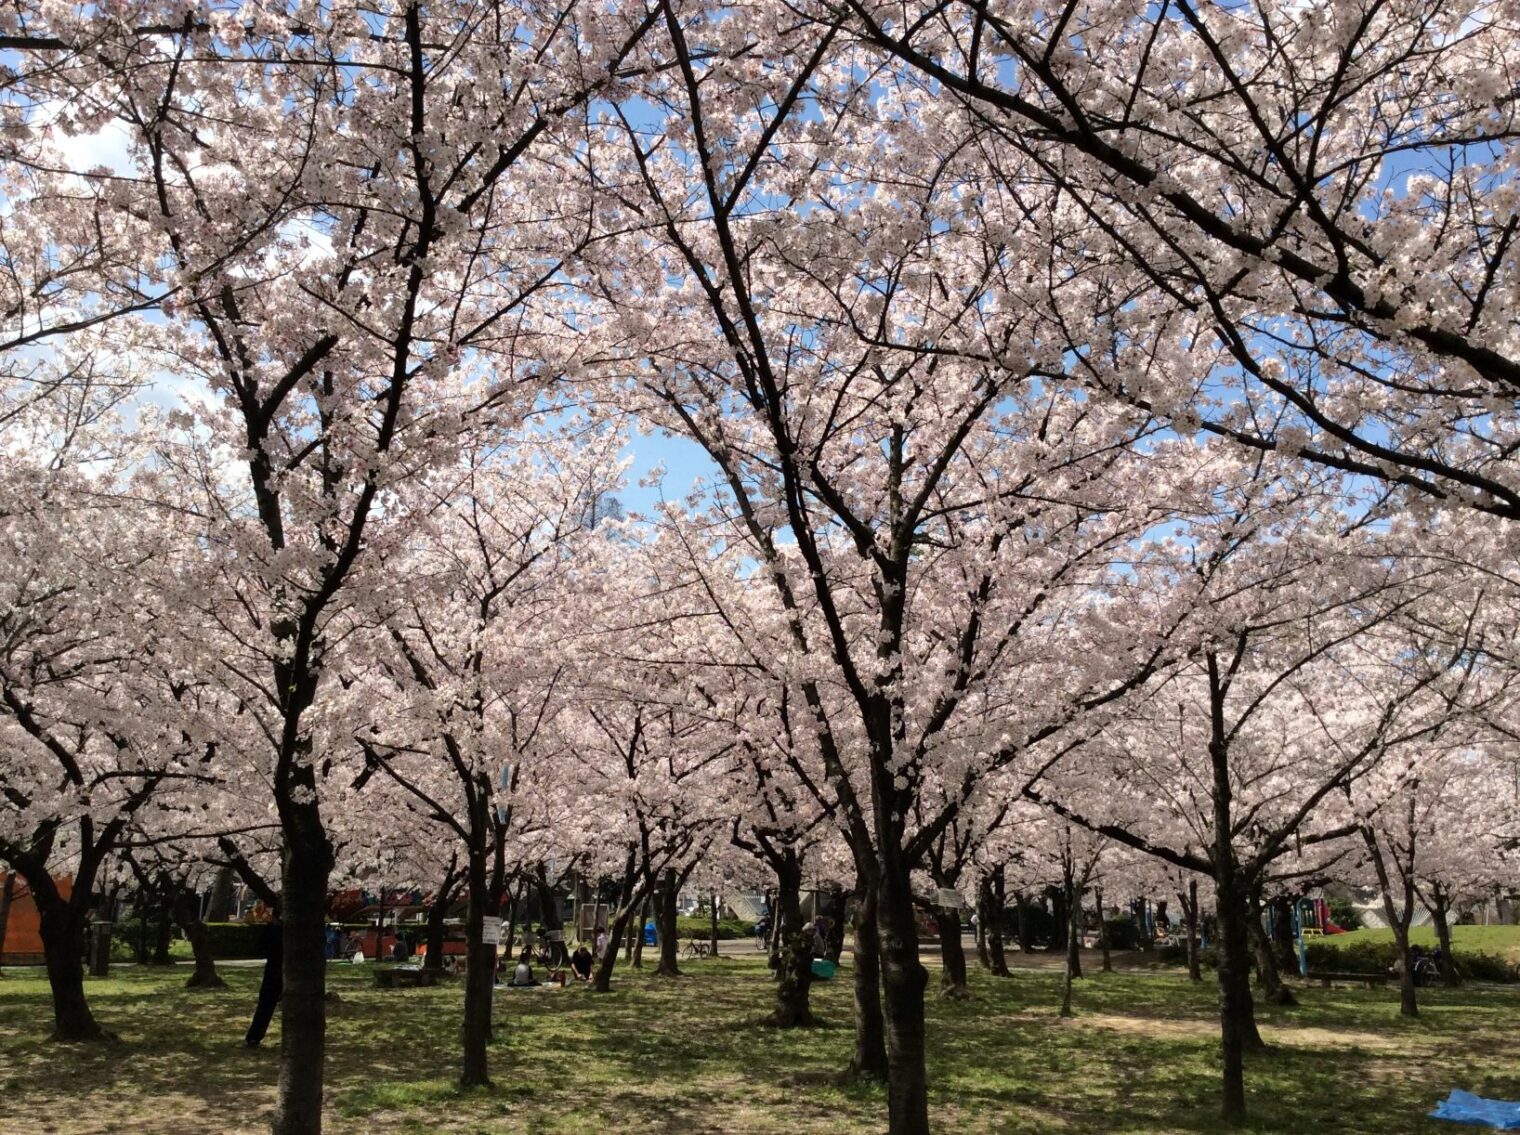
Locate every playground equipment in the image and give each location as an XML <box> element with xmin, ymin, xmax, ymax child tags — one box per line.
<box><xmin>1284</xmin><ymin>897</ymin><xmax>1347</xmax><ymax>976</ymax></box>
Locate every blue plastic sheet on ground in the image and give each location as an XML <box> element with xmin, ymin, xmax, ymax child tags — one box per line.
<box><xmin>1430</xmin><ymin>1090</ymin><xmax>1520</xmax><ymax>1129</ymax></box>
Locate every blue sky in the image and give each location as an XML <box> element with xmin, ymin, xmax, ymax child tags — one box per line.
<box><xmin>620</xmin><ymin>428</ymin><xmax>720</xmax><ymax>515</ymax></box>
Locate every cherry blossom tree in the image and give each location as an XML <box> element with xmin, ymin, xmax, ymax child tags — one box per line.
<box><xmin>584</xmin><ymin>16</ymin><xmax>1220</xmax><ymax>1125</ymax></box>
<box><xmin>0</xmin><ymin>370</ymin><xmax>215</xmax><ymax>1039</ymax></box>
<box><xmin>355</xmin><ymin>419</ymin><xmax>623</xmax><ymax>1086</ymax></box>
<box><xmin>1025</xmin><ymin>456</ymin><xmax>1488</xmax><ymax>1121</ymax></box>
<box><xmin>833</xmin><ymin>0</ymin><xmax>1520</xmax><ymax>524</ymax></box>
<box><xmin>7</xmin><ymin>4</ymin><xmax>664</xmax><ymax>1128</ymax></box>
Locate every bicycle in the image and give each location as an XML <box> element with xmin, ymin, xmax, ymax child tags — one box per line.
<box><xmin>682</xmin><ymin>939</ymin><xmax>712</xmax><ymax>960</ymax></box>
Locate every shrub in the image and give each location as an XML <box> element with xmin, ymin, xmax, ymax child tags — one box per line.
<box><xmin>1103</xmin><ymin>915</ymin><xmax>1138</xmax><ymax>951</ymax></box>
<box><xmin>201</xmin><ymin>921</ymin><xmax>271</xmax><ymax>959</ymax></box>
<box><xmin>1305</xmin><ymin>938</ymin><xmax>1393</xmax><ymax>974</ymax></box>
<box><xmin>1000</xmin><ymin>902</ymin><xmax>1058</xmax><ymax>947</ymax></box>
<box><xmin>1305</xmin><ymin>938</ymin><xmax>1517</xmax><ymax>983</ymax></box>
<box><xmin>673</xmin><ymin>916</ymin><xmax>756</xmax><ymax>941</ymax></box>
<box><xmin>1157</xmin><ymin>942</ymin><xmax>1220</xmax><ymax>970</ymax></box>
<box><xmin>110</xmin><ymin>919</ymin><xmax>148</xmax><ymax>962</ymax></box>
<box><xmin>1326</xmin><ymin>897</ymin><xmax>1363</xmax><ymax>932</ymax></box>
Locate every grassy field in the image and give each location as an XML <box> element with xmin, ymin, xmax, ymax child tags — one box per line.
<box><xmin>1316</xmin><ymin>924</ymin><xmax>1520</xmax><ymax>961</ymax></box>
<box><xmin>1</xmin><ymin>953</ymin><xmax>1518</xmax><ymax>1134</ymax></box>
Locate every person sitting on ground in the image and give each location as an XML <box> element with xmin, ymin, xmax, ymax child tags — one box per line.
<box><xmin>391</xmin><ymin>933</ymin><xmax>410</xmax><ymax>962</ymax></box>
<box><xmin>508</xmin><ymin>950</ymin><xmax>539</xmax><ymax>987</ymax></box>
<box><xmin>570</xmin><ymin>945</ymin><xmax>594</xmax><ymax>982</ymax></box>
<box><xmin>810</xmin><ymin>916</ymin><xmax>829</xmax><ymax>958</ymax></box>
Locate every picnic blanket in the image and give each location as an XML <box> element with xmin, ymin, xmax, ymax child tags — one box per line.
<box><xmin>1431</xmin><ymin>1091</ymin><xmax>1520</xmax><ymax>1129</ymax></box>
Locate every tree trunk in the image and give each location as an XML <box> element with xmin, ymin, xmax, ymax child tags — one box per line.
<box><xmin>1096</xmin><ymin>885</ymin><xmax>1111</xmax><ymax>974</ymax></box>
<box><xmin>1270</xmin><ymin>895</ymin><xmax>1297</xmax><ymax>976</ymax></box>
<box><xmin>709</xmin><ymin>892</ymin><xmax>719</xmax><ymax>958</ymax></box>
<box><xmin>1364</xmin><ymin>824</ymin><xmax>1419</xmax><ymax>1018</ymax></box>
<box><xmin>423</xmin><ymin>858</ymin><xmax>459</xmax><ymax>973</ymax></box>
<box><xmin>38</xmin><ymin>898</ymin><xmax>108</xmax><ymax>1042</ymax></box>
<box><xmin>152</xmin><ymin>895</ymin><xmax>174</xmax><ymax>966</ymax></box>
<box><xmin>1064</xmin><ymin>877</ymin><xmax>1083</xmax><ymax>980</ymax></box>
<box><xmin>1392</xmin><ymin>923</ymin><xmax>1418</xmax><ymax>1018</ymax></box>
<box><xmin>769</xmin><ymin>858</ymin><xmax>814</xmax><ymax>1027</ymax></box>
<box><xmin>592</xmin><ymin>894</ymin><xmax>642</xmax><ymax>993</ymax></box>
<box><xmin>1247</xmin><ymin>890</ymin><xmax>1296</xmax><ymax>1007</ymax></box>
<box><xmin>0</xmin><ymin>873</ymin><xmax>15</xmax><ymax>971</ymax></box>
<box><xmin>1015</xmin><ymin>891</ymin><xmax>1032</xmax><ymax>954</ymax></box>
<box><xmin>534</xmin><ymin>864</ymin><xmax>564</xmax><ymax>966</ymax></box>
<box><xmin>845</xmin><ymin>874</ymin><xmax>888</xmax><ymax>1081</ymax></box>
<box><xmin>1214</xmin><ymin>875</ymin><xmax>1261</xmax><ymax>1124</ymax></box>
<box><xmin>978</xmin><ymin>867</ymin><xmax>1011</xmax><ymax>978</ymax></box>
<box><xmin>1184</xmin><ymin>880</ymin><xmax>1203</xmax><ymax>983</ymax></box>
<box><xmin>825</xmin><ymin>888</ymin><xmax>847</xmax><ymax>964</ymax></box>
<box><xmin>423</xmin><ymin>896</ymin><xmax>449</xmax><ymax>973</ymax></box>
<box><xmin>632</xmin><ymin>896</ymin><xmax>649</xmax><ymax>969</ymax></box>
<box><xmin>272</xmin><ymin>810</ymin><xmax>334</xmax><ymax>1135</ymax></box>
<box><xmin>974</xmin><ymin>880</ymin><xmax>991</xmax><ymax>970</ymax></box>
<box><xmin>654</xmin><ymin>869</ymin><xmax>680</xmax><ymax>978</ymax></box>
<box><xmin>936</xmin><ymin>904</ymin><xmax>969</xmax><ymax>998</ymax></box>
<box><xmin>1050</xmin><ymin>887</ymin><xmax>1066</xmax><ymax>954</ymax></box>
<box><xmin>768</xmin><ymin>890</ymin><xmax>784</xmax><ymax>962</ymax></box>
<box><xmin>206</xmin><ymin>865</ymin><xmax>235</xmax><ymax>923</ymax></box>
<box><xmin>1208</xmin><ymin>654</ymin><xmax>1260</xmax><ymax>1126</ymax></box>
<box><xmin>876</xmin><ymin>856</ymin><xmax>929</xmax><ymax>1135</ymax></box>
<box><xmin>1060</xmin><ymin>872</ymin><xmax>1082</xmax><ymax>1017</ymax></box>
<box><xmin>460</xmin><ymin>856</ymin><xmax>495</xmax><ymax>1088</ymax></box>
<box><xmin>173</xmin><ymin>886</ymin><xmax>225</xmax><ymax>990</ymax></box>
<box><xmin>1429</xmin><ymin>884</ymin><xmax>1459</xmax><ymax>986</ymax></box>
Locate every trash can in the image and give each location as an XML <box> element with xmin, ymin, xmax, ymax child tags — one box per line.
<box><xmin>643</xmin><ymin>922</ymin><xmax>657</xmax><ymax>946</ymax></box>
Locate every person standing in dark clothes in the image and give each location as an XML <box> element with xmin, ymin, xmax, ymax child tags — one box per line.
<box><xmin>245</xmin><ymin>918</ymin><xmax>282</xmax><ymax>1048</ymax></box>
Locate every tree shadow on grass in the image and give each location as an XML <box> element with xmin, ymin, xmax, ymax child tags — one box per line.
<box><xmin>2</xmin><ymin>958</ymin><xmax>1518</xmax><ymax>1134</ymax></box>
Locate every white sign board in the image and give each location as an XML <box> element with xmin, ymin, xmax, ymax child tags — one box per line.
<box><xmin>481</xmin><ymin>916</ymin><xmax>502</xmax><ymax>945</ymax></box>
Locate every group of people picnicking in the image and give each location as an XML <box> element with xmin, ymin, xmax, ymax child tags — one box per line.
<box><xmin>501</xmin><ymin>924</ymin><xmax>611</xmax><ymax>988</ymax></box>
<box><xmin>245</xmin><ymin>918</ymin><xmax>616</xmax><ymax>1043</ymax></box>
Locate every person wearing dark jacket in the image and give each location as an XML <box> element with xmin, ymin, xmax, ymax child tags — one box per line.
<box><xmin>245</xmin><ymin>918</ymin><xmax>283</xmax><ymax>1048</ymax></box>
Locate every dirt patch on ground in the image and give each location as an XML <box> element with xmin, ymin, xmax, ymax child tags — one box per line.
<box><xmin>1263</xmin><ymin>1025</ymin><xmax>1425</xmax><ymax>1054</ymax></box>
<box><xmin>1063</xmin><ymin>1013</ymin><xmax>1217</xmax><ymax>1040</ymax></box>
<box><xmin>1064</xmin><ymin>1012</ymin><xmax>1428</xmax><ymax>1056</ymax></box>
<box><xmin>2</xmin><ymin>1091</ymin><xmax>271</xmax><ymax>1135</ymax></box>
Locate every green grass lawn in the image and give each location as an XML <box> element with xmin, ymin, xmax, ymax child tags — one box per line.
<box><xmin>1</xmin><ymin>954</ymin><xmax>1517</xmax><ymax>1134</ymax></box>
<box><xmin>1317</xmin><ymin>924</ymin><xmax>1520</xmax><ymax>962</ymax></box>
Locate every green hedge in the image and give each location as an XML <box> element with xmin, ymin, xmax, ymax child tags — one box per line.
<box><xmin>999</xmin><ymin>902</ymin><xmax>1058</xmax><ymax>947</ymax></box>
<box><xmin>107</xmin><ymin>919</ymin><xmax>270</xmax><ymax>961</ymax></box>
<box><xmin>110</xmin><ymin>919</ymin><xmax>149</xmax><ymax>962</ymax></box>
<box><xmin>201</xmin><ymin>921</ymin><xmax>271</xmax><ymax>959</ymax></box>
<box><xmin>1304</xmin><ymin>938</ymin><xmax>1516</xmax><ymax>983</ymax></box>
<box><xmin>1103</xmin><ymin>915</ymin><xmax>1138</xmax><ymax>951</ymax></box>
<box><xmin>673</xmin><ymin>916</ymin><xmax>756</xmax><ymax>941</ymax></box>
<box><xmin>1157</xmin><ymin>942</ymin><xmax>1219</xmax><ymax>970</ymax></box>
<box><xmin>1327</xmin><ymin>897</ymin><xmax>1363</xmax><ymax>932</ymax></box>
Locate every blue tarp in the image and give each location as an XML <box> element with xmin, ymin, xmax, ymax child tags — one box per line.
<box><xmin>1431</xmin><ymin>1091</ymin><xmax>1520</xmax><ymax>1129</ymax></box>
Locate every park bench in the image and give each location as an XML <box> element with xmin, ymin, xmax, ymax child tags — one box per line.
<box><xmin>1304</xmin><ymin>970</ymin><xmax>1389</xmax><ymax>989</ymax></box>
<box><xmin>375</xmin><ymin>966</ymin><xmax>439</xmax><ymax>989</ymax></box>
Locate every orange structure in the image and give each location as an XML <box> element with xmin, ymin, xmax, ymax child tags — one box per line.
<box><xmin>0</xmin><ymin>873</ymin><xmax>72</xmax><ymax>965</ymax></box>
